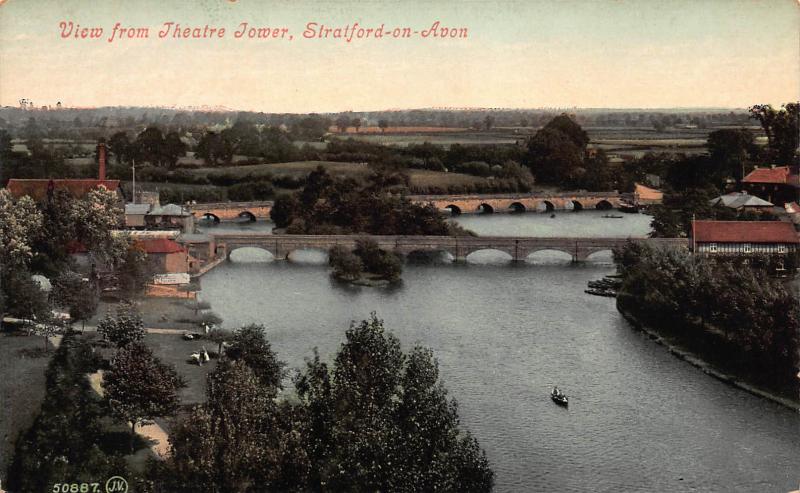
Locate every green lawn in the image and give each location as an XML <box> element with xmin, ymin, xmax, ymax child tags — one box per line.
<box><xmin>0</xmin><ymin>331</ymin><xmax>55</xmax><ymax>481</ymax></box>
<box><xmin>144</xmin><ymin>332</ymin><xmax>218</xmax><ymax>406</ymax></box>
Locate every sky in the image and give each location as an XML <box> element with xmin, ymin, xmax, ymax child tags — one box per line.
<box><xmin>0</xmin><ymin>0</ymin><xmax>798</xmax><ymax>113</ymax></box>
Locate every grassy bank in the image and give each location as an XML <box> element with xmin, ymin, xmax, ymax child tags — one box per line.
<box><xmin>617</xmin><ymin>291</ymin><xmax>799</xmax><ymax>409</ymax></box>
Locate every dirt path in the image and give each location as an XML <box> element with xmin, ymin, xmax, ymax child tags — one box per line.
<box><xmin>87</xmin><ymin>370</ymin><xmax>171</xmax><ymax>459</ymax></box>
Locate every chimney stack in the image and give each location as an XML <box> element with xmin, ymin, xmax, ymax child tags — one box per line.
<box><xmin>97</xmin><ymin>142</ymin><xmax>107</xmax><ymax>180</ymax></box>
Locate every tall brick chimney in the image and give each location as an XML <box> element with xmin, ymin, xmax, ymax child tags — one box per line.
<box><xmin>97</xmin><ymin>142</ymin><xmax>107</xmax><ymax>180</ymax></box>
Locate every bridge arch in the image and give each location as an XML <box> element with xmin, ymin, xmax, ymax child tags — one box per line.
<box><xmin>477</xmin><ymin>203</ymin><xmax>494</xmax><ymax>214</ymax></box>
<box><xmin>509</xmin><ymin>202</ymin><xmax>526</xmax><ymax>213</ymax></box>
<box><xmin>585</xmin><ymin>249</ymin><xmax>615</xmax><ymax>263</ymax></box>
<box><xmin>444</xmin><ymin>204</ymin><xmax>462</xmax><ymax>216</ymax></box>
<box><xmin>405</xmin><ymin>249</ymin><xmax>455</xmax><ymax>264</ymax></box>
<box><xmin>201</xmin><ymin>212</ymin><xmax>221</xmax><ymax>223</ymax></box>
<box><xmin>465</xmin><ymin>248</ymin><xmax>514</xmax><ymax>264</ymax></box>
<box><xmin>571</xmin><ymin>200</ymin><xmax>584</xmax><ymax>212</ymax></box>
<box><xmin>238</xmin><ymin>211</ymin><xmax>257</xmax><ymax>222</ymax></box>
<box><xmin>525</xmin><ymin>248</ymin><xmax>574</xmax><ymax>264</ymax></box>
<box><xmin>595</xmin><ymin>199</ymin><xmax>613</xmax><ymax>210</ymax></box>
<box><xmin>227</xmin><ymin>246</ymin><xmax>275</xmax><ymax>262</ymax></box>
<box><xmin>537</xmin><ymin>201</ymin><xmax>555</xmax><ymax>212</ymax></box>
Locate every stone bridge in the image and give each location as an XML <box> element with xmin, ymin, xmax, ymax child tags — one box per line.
<box><xmin>209</xmin><ymin>233</ymin><xmax>686</xmax><ymax>263</ymax></box>
<box><xmin>187</xmin><ymin>191</ymin><xmax>631</xmax><ymax>222</ymax></box>
<box><xmin>407</xmin><ymin>191</ymin><xmax>627</xmax><ymax>214</ymax></box>
<box><xmin>186</xmin><ymin>201</ymin><xmax>273</xmax><ymax>222</ymax></box>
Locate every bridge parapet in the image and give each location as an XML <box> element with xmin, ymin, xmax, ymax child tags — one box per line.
<box><xmin>209</xmin><ymin>233</ymin><xmax>687</xmax><ymax>263</ymax></box>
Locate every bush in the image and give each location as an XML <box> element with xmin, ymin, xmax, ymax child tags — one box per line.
<box><xmin>329</xmin><ymin>245</ymin><xmax>364</xmax><ymax>281</ymax></box>
<box><xmin>227</xmin><ymin>180</ymin><xmax>275</xmax><ymax>201</ymax></box>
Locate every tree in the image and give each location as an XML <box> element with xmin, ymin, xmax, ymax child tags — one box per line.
<box><xmin>162</xmin><ymin>131</ymin><xmax>187</xmax><ymax>168</ymax></box>
<box><xmin>50</xmin><ymin>270</ymin><xmax>98</xmax><ymax>331</ymax></box>
<box><xmin>1</xmin><ymin>269</ymin><xmax>50</xmax><ymax>324</ymax></box>
<box><xmin>0</xmin><ymin>189</ymin><xmax>43</xmax><ymax>270</ymax></box>
<box><xmin>707</xmin><ymin>129</ymin><xmax>756</xmax><ymax>183</ymax></box>
<box><xmin>526</xmin><ymin>126</ymin><xmax>584</xmax><ymax>186</ymax></box>
<box><xmin>378</xmin><ymin>119</ymin><xmax>389</xmax><ymax>134</ymax></box>
<box><xmin>104</xmin><ymin>341</ymin><xmax>183</xmax><ymax>451</ymax></box>
<box><xmin>484</xmin><ymin>115</ymin><xmax>495</xmax><ymax>130</ymax></box>
<box><xmin>335</xmin><ymin>115</ymin><xmax>350</xmax><ymax>133</ymax></box>
<box><xmin>97</xmin><ymin>303</ymin><xmax>145</xmax><ymax>347</ymax></box>
<box><xmin>351</xmin><ymin>117</ymin><xmax>362</xmax><ymax>133</ymax></box>
<box><xmin>108</xmin><ymin>131</ymin><xmax>133</xmax><ymax>165</ymax></box>
<box><xmin>197</xmin><ymin>131</ymin><xmax>233</xmax><ymax>165</ymax></box>
<box><xmin>161</xmin><ymin>360</ymin><xmax>279</xmax><ymax>491</ymax></box>
<box><xmin>70</xmin><ymin>186</ymin><xmax>125</xmax><ymax>266</ymax></box>
<box><xmin>207</xmin><ymin>327</ymin><xmax>234</xmax><ymax>356</ymax></box>
<box><xmin>269</xmin><ymin>193</ymin><xmax>301</xmax><ymax>229</ymax></box>
<box><xmin>329</xmin><ymin>245</ymin><xmax>364</xmax><ymax>281</ymax></box>
<box><xmin>33</xmin><ymin>189</ymin><xmax>77</xmax><ymax>272</ymax></box>
<box><xmin>749</xmin><ymin>103</ymin><xmax>799</xmax><ymax>164</ymax></box>
<box><xmin>543</xmin><ymin>114</ymin><xmax>589</xmax><ymax>149</ymax></box>
<box><xmin>135</xmin><ymin>126</ymin><xmax>166</xmax><ymax>166</ymax></box>
<box><xmin>227</xmin><ymin>324</ymin><xmax>285</xmax><ymax>392</ymax></box>
<box><xmin>294</xmin><ymin>314</ymin><xmax>494</xmax><ymax>491</ymax></box>
<box><xmin>117</xmin><ymin>240</ymin><xmax>150</xmax><ymax>298</ymax></box>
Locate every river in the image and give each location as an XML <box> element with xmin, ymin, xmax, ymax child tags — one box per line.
<box><xmin>197</xmin><ymin>213</ymin><xmax>800</xmax><ymax>492</ymax></box>
<box><xmin>198</xmin><ymin>209</ymin><xmax>654</xmax><ymax>238</ymax></box>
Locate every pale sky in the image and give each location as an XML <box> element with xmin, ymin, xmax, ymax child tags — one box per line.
<box><xmin>1</xmin><ymin>0</ymin><xmax>798</xmax><ymax>112</ymax></box>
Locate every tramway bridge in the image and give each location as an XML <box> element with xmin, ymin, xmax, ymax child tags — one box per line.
<box><xmin>186</xmin><ymin>191</ymin><xmax>631</xmax><ymax>222</ymax></box>
<box><xmin>206</xmin><ymin>233</ymin><xmax>687</xmax><ymax>263</ymax></box>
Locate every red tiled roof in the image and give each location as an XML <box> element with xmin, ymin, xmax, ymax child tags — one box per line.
<box><xmin>692</xmin><ymin>220</ymin><xmax>799</xmax><ymax>244</ymax></box>
<box><xmin>6</xmin><ymin>179</ymin><xmax>121</xmax><ymax>201</ymax></box>
<box><xmin>742</xmin><ymin>166</ymin><xmax>795</xmax><ymax>185</ymax></box>
<box><xmin>136</xmin><ymin>239</ymin><xmax>186</xmax><ymax>254</ymax></box>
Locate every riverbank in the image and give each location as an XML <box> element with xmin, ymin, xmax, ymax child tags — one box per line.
<box><xmin>617</xmin><ymin>303</ymin><xmax>800</xmax><ymax>411</ymax></box>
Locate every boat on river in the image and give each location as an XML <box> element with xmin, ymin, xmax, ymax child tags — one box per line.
<box><xmin>551</xmin><ymin>387</ymin><xmax>568</xmax><ymax>407</ymax></box>
<box><xmin>602</xmin><ymin>214</ymin><xmax>624</xmax><ymax>219</ymax></box>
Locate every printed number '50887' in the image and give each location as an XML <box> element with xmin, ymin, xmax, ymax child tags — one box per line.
<box><xmin>52</xmin><ymin>483</ymin><xmax>100</xmax><ymax>493</ymax></box>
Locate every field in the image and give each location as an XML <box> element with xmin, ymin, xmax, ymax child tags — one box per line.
<box><xmin>0</xmin><ymin>332</ymin><xmax>55</xmax><ymax>479</ymax></box>
<box><xmin>185</xmin><ymin>160</ymin><xmax>494</xmax><ymax>190</ymax></box>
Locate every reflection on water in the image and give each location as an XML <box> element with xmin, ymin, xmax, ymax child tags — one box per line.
<box><xmin>453</xmin><ymin>210</ymin><xmax>652</xmax><ymax>237</ymax></box>
<box><xmin>197</xmin><ymin>211</ymin><xmax>651</xmax><ymax>239</ymax></box>
<box><xmin>200</xmin><ymin>260</ymin><xmax>800</xmax><ymax>492</ymax></box>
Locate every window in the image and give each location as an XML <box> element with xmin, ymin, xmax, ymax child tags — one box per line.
<box><xmin>743</xmin><ymin>243</ymin><xmax>752</xmax><ymax>254</ymax></box>
<box><xmin>778</xmin><ymin>245</ymin><xmax>786</xmax><ymax>254</ymax></box>
<box><xmin>708</xmin><ymin>243</ymin><xmax>717</xmax><ymax>253</ymax></box>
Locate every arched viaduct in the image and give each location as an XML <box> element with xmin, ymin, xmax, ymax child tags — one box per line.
<box><xmin>186</xmin><ymin>201</ymin><xmax>273</xmax><ymax>223</ymax></box>
<box><xmin>207</xmin><ymin>233</ymin><xmax>686</xmax><ymax>263</ymax></box>
<box><xmin>409</xmin><ymin>192</ymin><xmax>624</xmax><ymax>214</ymax></box>
<box><xmin>186</xmin><ymin>192</ymin><xmax>629</xmax><ymax>222</ymax></box>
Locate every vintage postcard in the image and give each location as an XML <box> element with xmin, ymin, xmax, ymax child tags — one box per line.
<box><xmin>1</xmin><ymin>1</ymin><xmax>798</xmax><ymax>492</ymax></box>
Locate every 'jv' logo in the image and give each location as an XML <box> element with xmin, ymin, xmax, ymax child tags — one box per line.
<box><xmin>105</xmin><ymin>476</ymin><xmax>129</xmax><ymax>493</ymax></box>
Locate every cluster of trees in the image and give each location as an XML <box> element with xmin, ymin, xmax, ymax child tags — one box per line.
<box><xmin>614</xmin><ymin>242</ymin><xmax>799</xmax><ymax>389</ymax></box>
<box><xmin>0</xmin><ymin>184</ymin><xmax>153</xmax><ymax>356</ymax></box>
<box><xmin>146</xmin><ymin>315</ymin><xmax>493</xmax><ymax>492</ymax></box>
<box><xmin>196</xmin><ymin>121</ymin><xmax>301</xmax><ymax>165</ymax></box>
<box><xmin>5</xmin><ymin>336</ymin><xmax>131</xmax><ymax>492</ymax></box>
<box><xmin>108</xmin><ymin>127</ymin><xmax>187</xmax><ymax>168</ymax></box>
<box><xmin>0</xmin><ymin>186</ymin><xmax>130</xmax><ymax>326</ymax></box>
<box><xmin>748</xmin><ymin>103</ymin><xmax>799</xmax><ymax>165</ymax></box>
<box><xmin>270</xmin><ymin>166</ymin><xmax>466</xmax><ymax>236</ymax></box>
<box><xmin>0</xmin><ymin>105</ymin><xmax>754</xmax><ymax>142</ymax></box>
<box><xmin>99</xmin><ymin>305</ymin><xmax>185</xmax><ymax>451</ymax></box>
<box><xmin>329</xmin><ymin>239</ymin><xmax>403</xmax><ymax>283</ymax></box>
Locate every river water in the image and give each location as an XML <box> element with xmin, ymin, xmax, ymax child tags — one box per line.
<box><xmin>198</xmin><ymin>212</ymin><xmax>800</xmax><ymax>492</ymax></box>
